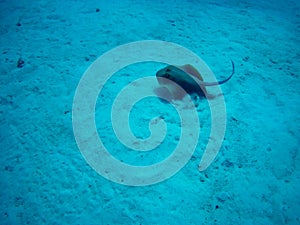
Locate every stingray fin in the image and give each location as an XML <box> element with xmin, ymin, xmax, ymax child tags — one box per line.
<box><xmin>154</xmin><ymin>79</ymin><xmax>186</xmax><ymax>101</ymax></box>
<box><xmin>177</xmin><ymin>64</ymin><xmax>204</xmax><ymax>81</ymax></box>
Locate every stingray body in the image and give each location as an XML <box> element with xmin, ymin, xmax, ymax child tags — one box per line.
<box><xmin>155</xmin><ymin>60</ymin><xmax>235</xmax><ymax>100</ymax></box>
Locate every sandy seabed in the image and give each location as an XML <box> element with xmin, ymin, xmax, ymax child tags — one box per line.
<box><xmin>0</xmin><ymin>0</ymin><xmax>299</xmax><ymax>224</ymax></box>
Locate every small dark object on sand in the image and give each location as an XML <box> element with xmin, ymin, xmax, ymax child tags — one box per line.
<box><xmin>17</xmin><ymin>58</ymin><xmax>25</xmax><ymax>68</ymax></box>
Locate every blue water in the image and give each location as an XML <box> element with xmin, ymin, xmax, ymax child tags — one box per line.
<box><xmin>1</xmin><ymin>0</ymin><xmax>299</xmax><ymax>224</ymax></box>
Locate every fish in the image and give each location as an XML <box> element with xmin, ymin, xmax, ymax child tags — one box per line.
<box><xmin>155</xmin><ymin>60</ymin><xmax>235</xmax><ymax>100</ymax></box>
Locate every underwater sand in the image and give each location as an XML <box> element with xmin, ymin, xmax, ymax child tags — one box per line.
<box><xmin>0</xmin><ymin>0</ymin><xmax>299</xmax><ymax>224</ymax></box>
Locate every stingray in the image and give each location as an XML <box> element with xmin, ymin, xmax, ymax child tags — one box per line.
<box><xmin>155</xmin><ymin>60</ymin><xmax>235</xmax><ymax>101</ymax></box>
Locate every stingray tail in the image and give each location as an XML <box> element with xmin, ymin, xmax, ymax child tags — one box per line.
<box><xmin>202</xmin><ymin>60</ymin><xmax>235</xmax><ymax>86</ymax></box>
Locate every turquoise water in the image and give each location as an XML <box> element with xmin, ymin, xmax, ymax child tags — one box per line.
<box><xmin>1</xmin><ymin>0</ymin><xmax>299</xmax><ymax>224</ymax></box>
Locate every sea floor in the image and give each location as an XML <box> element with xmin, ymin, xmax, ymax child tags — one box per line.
<box><xmin>0</xmin><ymin>0</ymin><xmax>299</xmax><ymax>224</ymax></box>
